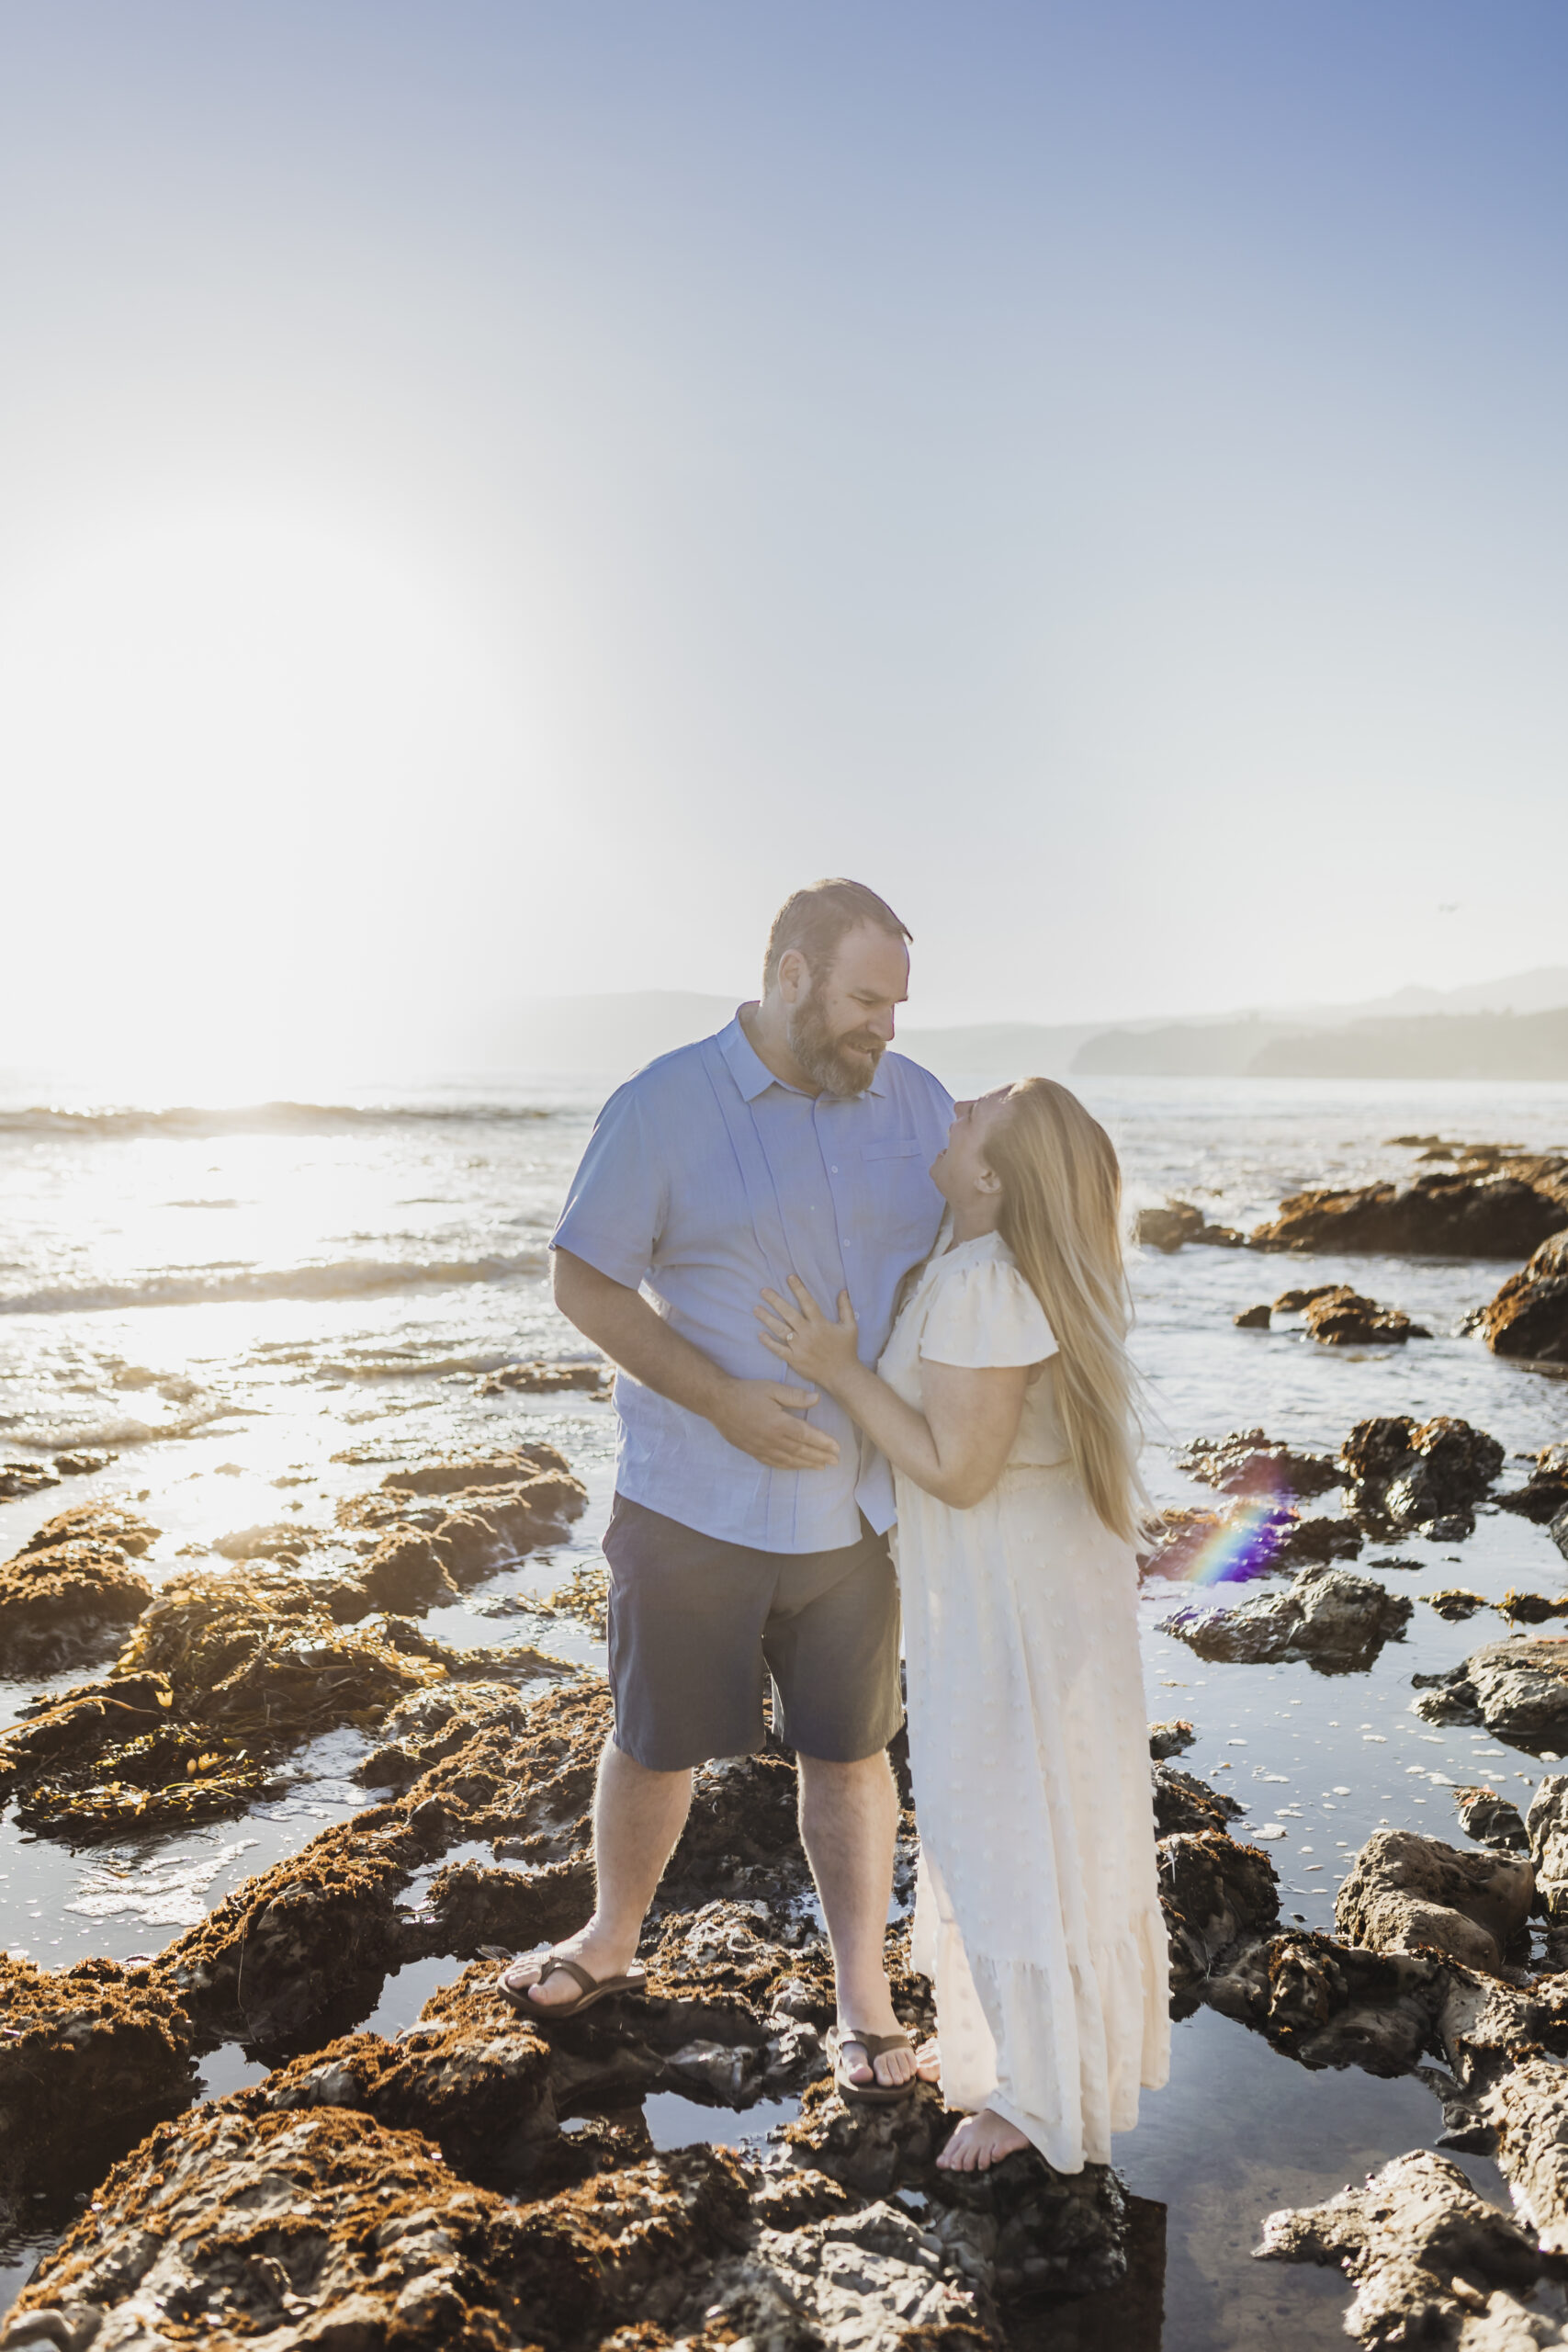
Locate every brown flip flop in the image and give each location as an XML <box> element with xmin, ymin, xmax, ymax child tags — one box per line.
<box><xmin>829</xmin><ymin>2023</ymin><xmax>918</xmax><ymax>2106</ymax></box>
<box><xmin>494</xmin><ymin>1951</ymin><xmax>648</xmax><ymax>2020</ymax></box>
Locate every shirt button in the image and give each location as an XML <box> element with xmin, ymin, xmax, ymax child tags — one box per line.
<box><xmin>831</xmin><ymin>1166</ymin><xmax>839</xmax><ymax>1174</ymax></box>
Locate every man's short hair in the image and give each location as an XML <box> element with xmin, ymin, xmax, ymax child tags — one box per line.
<box><xmin>762</xmin><ymin>878</ymin><xmax>913</xmax><ymax>990</ymax></box>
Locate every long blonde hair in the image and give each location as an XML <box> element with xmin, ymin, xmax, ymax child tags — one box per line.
<box><xmin>987</xmin><ymin>1078</ymin><xmax>1149</xmax><ymax>1545</ymax></box>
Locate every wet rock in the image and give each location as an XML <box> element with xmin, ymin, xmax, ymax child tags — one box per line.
<box><xmin>1436</xmin><ymin>1962</ymin><xmax>1568</xmax><ymax>2091</ymax></box>
<box><xmin>0</xmin><ymin>1507</ymin><xmax>160</xmax><ymax>1673</ymax></box>
<box><xmin>1453</xmin><ymin>1788</ymin><xmax>1529</xmax><ymax>1852</ymax></box>
<box><xmin>1143</xmin><ymin>1498</ymin><xmax>1360</xmax><ymax>1584</ymax></box>
<box><xmin>1257</xmin><ymin>2148</ymin><xmax>1543</xmax><ymax>2346</ymax></box>
<box><xmin>1136</xmin><ymin>1199</ymin><xmax>1244</xmax><ymax>1250</ymax></box>
<box><xmin>1414</xmin><ymin>1638</ymin><xmax>1568</xmax><ymax>1749</ymax></box>
<box><xmin>356</xmin><ymin>1526</ymin><xmax>462</xmax><ymax>1612</ymax></box>
<box><xmin>1302</xmin><ymin>1287</ymin><xmax>1430</xmax><ymax>1346</ymax></box>
<box><xmin>1495</xmin><ymin>1446</ymin><xmax>1568</xmax><ymax>1524</ymax></box>
<box><xmin>1177</xmin><ymin>1427</ymin><xmax>1348</xmax><ymax>1501</ymax></box>
<box><xmin>355</xmin><ymin>1679</ymin><xmax>543</xmax><ymax>1792</ymax></box>
<box><xmin>1151</xmin><ymin>1759</ymin><xmax>1243</xmax><ymax>1838</ymax></box>
<box><xmin>333</xmin><ymin>1444</ymin><xmax>590</xmax><ymax>1594</ymax></box>
<box><xmin>1475</xmin><ymin>1231</ymin><xmax>1568</xmax><ymax>1366</ymax></box>
<box><xmin>154</xmin><ymin>1811</ymin><xmax>418</xmax><ymax>2045</ymax></box>
<box><xmin>1341</xmin><ymin>1414</ymin><xmax>1505</xmax><ymax>1536</ymax></box>
<box><xmin>784</xmin><ymin>2079</ymin><xmax>1131</xmax><ymax>2300</ymax></box>
<box><xmin>1557</xmin><ymin>1507</ymin><xmax>1568</xmax><ymax>1566</ymax></box>
<box><xmin>420</xmin><ymin>1857</ymin><xmax>597</xmax><ymax>1957</ymax></box>
<box><xmin>1202</xmin><ymin>1929</ymin><xmax>1441</xmax><ymax>2075</ymax></box>
<box><xmin>1164</xmin><ymin>1563</ymin><xmax>1411</xmax><ymax>1672</ymax></box>
<box><xmin>1157</xmin><ymin>1831</ymin><xmax>1280</xmax><ymax>1995</ymax></box>
<box><xmin>526</xmin><ymin>1562</ymin><xmax>610</xmax><ymax>1641</ymax></box>
<box><xmin>1336</xmin><ymin>1828</ymin><xmax>1533</xmax><ymax>1971</ymax></box>
<box><xmin>685</xmin><ymin>2195</ymin><xmax>994</xmax><ymax>2351</ymax></box>
<box><xmin>1500</xmin><ymin>1591</ymin><xmax>1568</xmax><ymax>1626</ymax></box>
<box><xmin>0</xmin><ymin>1954</ymin><xmax>197</xmax><ymax>2204</ymax></box>
<box><xmin>0</xmin><ymin>1460</ymin><xmax>61</xmax><ymax>1500</ymax></box>
<box><xmin>1428</xmin><ymin>1589</ymin><xmax>1488</xmax><ymax>1622</ymax></box>
<box><xmin>1526</xmin><ymin>1778</ymin><xmax>1568</xmax><ymax>1920</ymax></box>
<box><xmin>474</xmin><ymin>1359</ymin><xmax>611</xmax><ymax>1397</ymax></box>
<box><xmin>1234</xmin><ymin>1302</ymin><xmax>1271</xmax><ymax>1329</ymax></box>
<box><xmin>1247</xmin><ymin>1164</ymin><xmax>1568</xmax><ymax>1257</ymax></box>
<box><xmin>1147</xmin><ymin>1717</ymin><xmax>1196</xmax><ymax>1758</ymax></box>
<box><xmin>400</xmin><ymin>1679</ymin><xmax>611</xmax><ymax>1858</ymax></box>
<box><xmin>1475</xmin><ymin>2058</ymin><xmax>1568</xmax><ymax>2259</ymax></box>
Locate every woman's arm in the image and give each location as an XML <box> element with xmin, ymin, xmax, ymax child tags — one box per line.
<box><xmin>757</xmin><ymin>1277</ymin><xmax>1028</xmax><ymax>1509</ymax></box>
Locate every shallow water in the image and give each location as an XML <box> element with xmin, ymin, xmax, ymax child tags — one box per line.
<box><xmin>3</xmin><ymin>1067</ymin><xmax>1566</xmax><ymax>2336</ymax></box>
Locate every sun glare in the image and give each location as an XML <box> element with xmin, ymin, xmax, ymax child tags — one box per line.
<box><xmin>2</xmin><ymin>503</ymin><xmax>525</xmax><ymax>1098</ymax></box>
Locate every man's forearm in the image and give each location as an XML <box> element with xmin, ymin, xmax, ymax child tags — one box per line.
<box><xmin>551</xmin><ymin>1250</ymin><xmax>731</xmax><ymax>1417</ymax></box>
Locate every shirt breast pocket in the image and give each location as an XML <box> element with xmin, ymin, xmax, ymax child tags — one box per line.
<box><xmin>861</xmin><ymin>1140</ymin><xmax>925</xmax><ymax>1163</ymax></box>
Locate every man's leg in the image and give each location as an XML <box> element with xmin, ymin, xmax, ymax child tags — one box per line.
<box><xmin>522</xmin><ymin>1736</ymin><xmax>693</xmax><ymax>2009</ymax></box>
<box><xmin>797</xmin><ymin>1747</ymin><xmax>915</xmax><ymax>2088</ymax></box>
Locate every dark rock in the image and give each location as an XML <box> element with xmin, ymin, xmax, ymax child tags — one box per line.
<box><xmin>421</xmin><ymin>1859</ymin><xmax>597</xmax><ymax>1958</ymax></box>
<box><xmin>1135</xmin><ymin>1200</ymin><xmax>1243</xmax><ymax>1251</ymax></box>
<box><xmin>1427</xmin><ymin>1589</ymin><xmax>1487</xmax><ymax>1622</ymax></box>
<box><xmin>1340</xmin><ymin>1414</ymin><xmax>1504</xmax><ymax>1534</ymax></box>
<box><xmin>1151</xmin><ymin>1760</ymin><xmax>1243</xmax><ymax>1838</ymax></box>
<box><xmin>1247</xmin><ymin>1165</ymin><xmax>1568</xmax><ymax>1257</ymax></box>
<box><xmin>1499</xmin><ymin>1589</ymin><xmax>1568</xmax><ymax>1626</ymax></box>
<box><xmin>1201</xmin><ymin>1929</ymin><xmax>1440</xmax><ymax>2075</ymax></box>
<box><xmin>1273</xmin><ymin>1283</ymin><xmax>1348</xmax><ymax>1311</ymax></box>
<box><xmin>1147</xmin><ymin>1717</ymin><xmax>1195</xmax><ymax>1758</ymax></box>
<box><xmin>1257</xmin><ymin>2148</ymin><xmax>1542</xmax><ymax>2343</ymax></box>
<box><xmin>783</xmin><ymin>2078</ymin><xmax>1131</xmax><ymax>2300</ymax></box>
<box><xmin>1335</xmin><ymin>1828</ymin><xmax>1533</xmax><ymax>1971</ymax></box>
<box><xmin>1451</xmin><ymin>1787</ymin><xmax>1529</xmax><ymax>1852</ymax></box>
<box><xmin>1177</xmin><ymin>1427</ymin><xmax>1348</xmax><ymax>1500</ymax></box>
<box><xmin>1275</xmin><ymin>1514</ymin><xmax>1365</xmax><ymax>1568</ymax></box>
<box><xmin>1556</xmin><ymin>1505</ymin><xmax>1568</xmax><ymax>1566</ymax></box>
<box><xmin>1164</xmin><ymin>1563</ymin><xmax>1411</xmax><ymax>1672</ymax></box>
<box><xmin>1494</xmin><ymin>1444</ymin><xmax>1568</xmax><ymax>1522</ymax></box>
<box><xmin>0</xmin><ymin>1460</ymin><xmax>62</xmax><ymax>1500</ymax></box>
<box><xmin>1413</xmin><ymin>1638</ymin><xmax>1568</xmax><ymax>1749</ymax></box>
<box><xmin>1233</xmin><ymin>1303</ymin><xmax>1271</xmax><ymax>1329</ymax></box>
<box><xmin>1302</xmin><ymin>1287</ymin><xmax>1429</xmax><ymax>1346</ymax></box>
<box><xmin>474</xmin><ymin>1360</ymin><xmax>611</xmax><ymax>1397</ymax></box>
<box><xmin>1475</xmin><ymin>1230</ymin><xmax>1568</xmax><ymax>1365</ymax></box>
<box><xmin>1157</xmin><ymin>1831</ymin><xmax>1279</xmax><ymax>1995</ymax></box>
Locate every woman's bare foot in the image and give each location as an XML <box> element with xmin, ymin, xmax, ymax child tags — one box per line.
<box><xmin>936</xmin><ymin>2109</ymin><xmax>1031</xmax><ymax>2172</ymax></box>
<box><xmin>501</xmin><ymin>1923</ymin><xmax>641</xmax><ymax>2011</ymax></box>
<box><xmin>915</xmin><ymin>2035</ymin><xmax>942</xmax><ymax>2082</ymax></box>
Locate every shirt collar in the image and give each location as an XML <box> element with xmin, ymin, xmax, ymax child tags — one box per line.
<box><xmin>718</xmin><ymin>1008</ymin><xmax>890</xmax><ymax>1101</ymax></box>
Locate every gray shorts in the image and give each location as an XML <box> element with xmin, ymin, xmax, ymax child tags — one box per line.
<box><xmin>602</xmin><ymin>1492</ymin><xmax>904</xmax><ymax>1772</ymax></box>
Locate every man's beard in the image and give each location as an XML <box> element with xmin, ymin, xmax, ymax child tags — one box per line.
<box><xmin>787</xmin><ymin>995</ymin><xmax>886</xmax><ymax>1096</ymax></box>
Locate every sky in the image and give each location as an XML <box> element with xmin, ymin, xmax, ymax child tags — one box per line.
<box><xmin>1</xmin><ymin>1</ymin><xmax>1565</xmax><ymax>1086</ymax></box>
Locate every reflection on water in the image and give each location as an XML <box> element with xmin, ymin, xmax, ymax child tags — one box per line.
<box><xmin>3</xmin><ymin>1071</ymin><xmax>1567</xmax><ymax>2340</ymax></box>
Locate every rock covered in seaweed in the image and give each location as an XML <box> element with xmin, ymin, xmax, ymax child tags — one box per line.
<box><xmin>1335</xmin><ymin>1827</ymin><xmax>1534</xmax><ymax>1972</ymax></box>
<box><xmin>334</xmin><ymin>1443</ymin><xmax>589</xmax><ymax>1596</ymax></box>
<box><xmin>1301</xmin><ymin>1287</ymin><xmax>1431</xmax><ymax>1346</ymax></box>
<box><xmin>1164</xmin><ymin>1563</ymin><xmax>1411</xmax><ymax>1672</ymax></box>
<box><xmin>1157</xmin><ymin>1830</ymin><xmax>1280</xmax><ymax>1995</ymax></box>
<box><xmin>1495</xmin><ymin>1445</ymin><xmax>1568</xmax><ymax>1524</ymax></box>
<box><xmin>1201</xmin><ymin>1930</ymin><xmax>1441</xmax><ymax>2076</ymax></box>
<box><xmin>0</xmin><ymin>1502</ymin><xmax>160</xmax><ymax>1674</ymax></box>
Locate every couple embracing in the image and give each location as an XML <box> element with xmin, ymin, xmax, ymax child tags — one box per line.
<box><xmin>498</xmin><ymin>878</ymin><xmax>1169</xmax><ymax>2174</ymax></box>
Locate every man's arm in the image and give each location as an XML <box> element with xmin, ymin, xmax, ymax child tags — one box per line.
<box><xmin>552</xmin><ymin>1248</ymin><xmax>840</xmax><ymax>1472</ymax></box>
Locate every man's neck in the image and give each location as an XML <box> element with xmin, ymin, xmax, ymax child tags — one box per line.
<box><xmin>739</xmin><ymin>998</ymin><xmax>818</xmax><ymax>1095</ymax></box>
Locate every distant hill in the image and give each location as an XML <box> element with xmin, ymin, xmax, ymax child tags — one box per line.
<box><xmin>1250</xmin><ymin>1009</ymin><xmax>1568</xmax><ymax>1080</ymax></box>
<box><xmin>1071</xmin><ymin>1020</ymin><xmax>1307</xmax><ymax>1079</ymax></box>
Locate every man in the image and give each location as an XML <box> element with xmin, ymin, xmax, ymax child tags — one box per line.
<box><xmin>498</xmin><ymin>878</ymin><xmax>952</xmax><ymax>2096</ymax></box>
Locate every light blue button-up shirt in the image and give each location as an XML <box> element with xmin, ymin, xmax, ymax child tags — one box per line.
<box><xmin>551</xmin><ymin>1012</ymin><xmax>953</xmax><ymax>1552</ymax></box>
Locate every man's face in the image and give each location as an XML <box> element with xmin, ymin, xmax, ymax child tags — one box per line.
<box><xmin>784</xmin><ymin>922</ymin><xmax>910</xmax><ymax>1096</ymax></box>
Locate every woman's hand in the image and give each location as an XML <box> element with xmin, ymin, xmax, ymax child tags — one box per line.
<box><xmin>756</xmin><ymin>1276</ymin><xmax>862</xmax><ymax>1390</ymax></box>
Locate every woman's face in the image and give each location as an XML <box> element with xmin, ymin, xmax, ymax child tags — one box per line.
<box><xmin>931</xmin><ymin>1087</ymin><xmax>1012</xmax><ymax>1204</ymax></box>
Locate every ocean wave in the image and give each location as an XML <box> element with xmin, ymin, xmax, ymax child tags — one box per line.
<box><xmin>0</xmin><ymin>1101</ymin><xmax>555</xmax><ymax>1141</ymax></box>
<box><xmin>0</xmin><ymin>1250</ymin><xmax>545</xmax><ymax>1317</ymax></box>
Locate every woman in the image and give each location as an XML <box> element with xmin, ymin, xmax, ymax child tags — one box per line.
<box><xmin>757</xmin><ymin>1078</ymin><xmax>1168</xmax><ymax>2174</ymax></box>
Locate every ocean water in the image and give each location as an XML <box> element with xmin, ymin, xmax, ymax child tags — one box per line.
<box><xmin>2</xmin><ymin>1065</ymin><xmax>1566</xmax><ymax>2342</ymax></box>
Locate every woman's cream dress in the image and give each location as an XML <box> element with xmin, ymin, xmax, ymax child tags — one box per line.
<box><xmin>879</xmin><ymin>1227</ymin><xmax>1169</xmax><ymax>2172</ymax></box>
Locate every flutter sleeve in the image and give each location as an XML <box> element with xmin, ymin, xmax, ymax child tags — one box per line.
<box><xmin>919</xmin><ymin>1253</ymin><xmax>1056</xmax><ymax>1369</ymax></box>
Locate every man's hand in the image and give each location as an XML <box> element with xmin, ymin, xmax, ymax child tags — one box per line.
<box><xmin>711</xmin><ymin>1378</ymin><xmax>841</xmax><ymax>1469</ymax></box>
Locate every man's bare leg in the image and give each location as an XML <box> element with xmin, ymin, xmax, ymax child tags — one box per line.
<box><xmin>797</xmin><ymin>1748</ymin><xmax>915</xmax><ymax>2090</ymax></box>
<box><xmin>516</xmin><ymin>1736</ymin><xmax>693</xmax><ymax>2009</ymax></box>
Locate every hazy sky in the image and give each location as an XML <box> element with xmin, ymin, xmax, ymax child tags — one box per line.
<box><xmin>3</xmin><ymin>2</ymin><xmax>1565</xmax><ymax>1080</ymax></box>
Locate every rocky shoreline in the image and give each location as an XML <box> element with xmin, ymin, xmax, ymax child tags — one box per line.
<box><xmin>4</xmin><ymin>1127</ymin><xmax>1568</xmax><ymax>2349</ymax></box>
